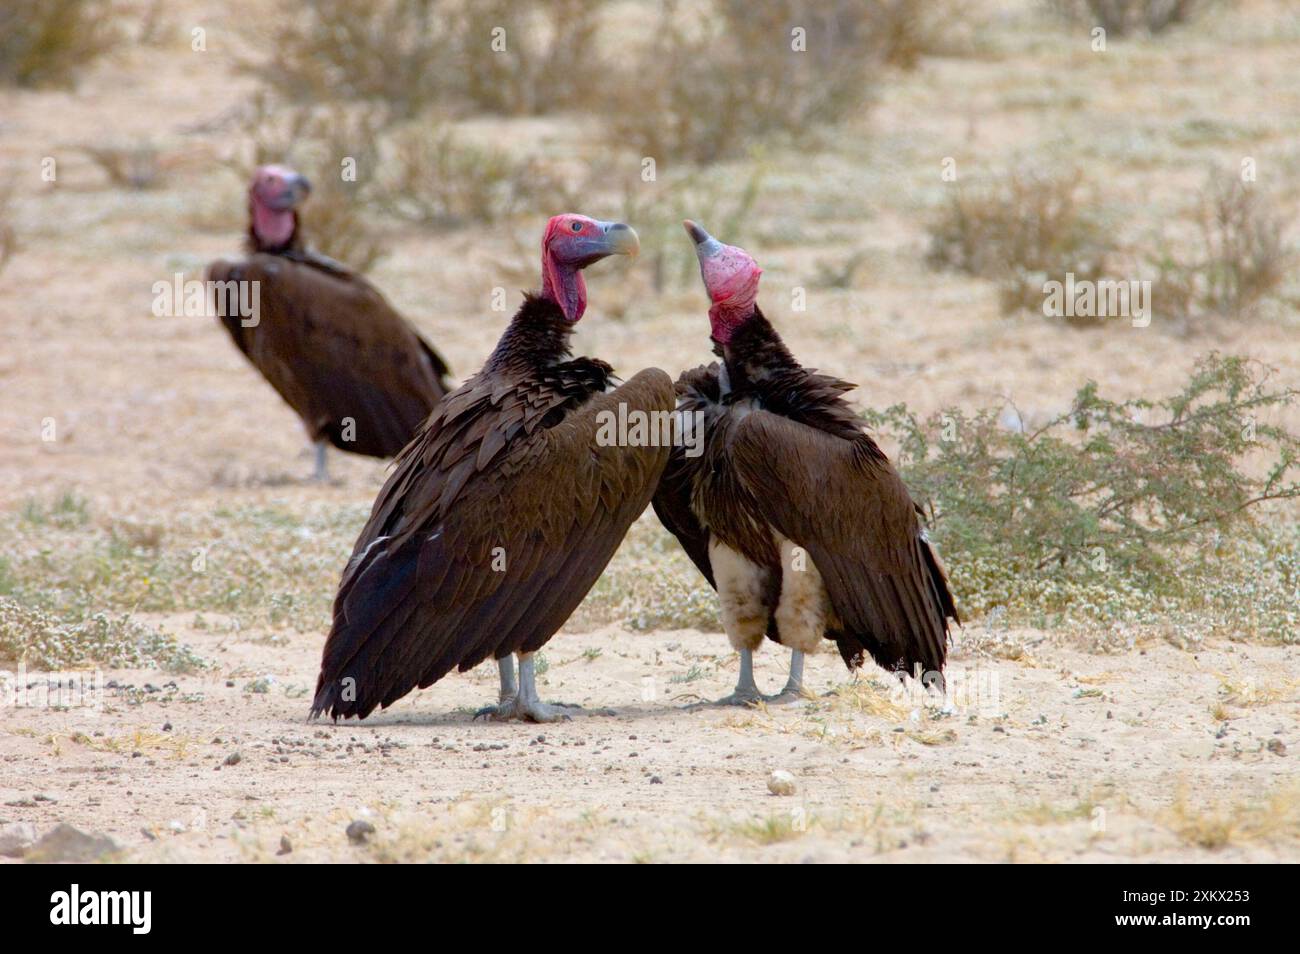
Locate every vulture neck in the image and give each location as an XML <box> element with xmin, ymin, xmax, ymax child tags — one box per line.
<box><xmin>715</xmin><ymin>306</ymin><xmax>800</xmax><ymax>394</ymax></box>
<box><xmin>487</xmin><ymin>294</ymin><xmax>575</xmax><ymax>373</ymax></box>
<box><xmin>247</xmin><ymin>210</ymin><xmax>303</xmax><ymax>255</ymax></box>
<box><xmin>540</xmin><ymin>252</ymin><xmax>586</xmax><ymax>323</ymax></box>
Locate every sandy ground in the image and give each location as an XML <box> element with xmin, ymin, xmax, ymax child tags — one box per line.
<box><xmin>3</xmin><ymin>620</ymin><xmax>1297</xmax><ymax>862</ymax></box>
<box><xmin>2</xmin><ymin>0</ymin><xmax>1299</xmax><ymax>862</ymax></box>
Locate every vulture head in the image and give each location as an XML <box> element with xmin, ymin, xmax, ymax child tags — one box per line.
<box><xmin>684</xmin><ymin>220</ymin><xmax>762</xmax><ymax>344</ymax></box>
<box><xmin>248</xmin><ymin>164</ymin><xmax>312</xmax><ymax>250</ymax></box>
<box><xmin>541</xmin><ymin>214</ymin><xmax>640</xmax><ymax>322</ymax></box>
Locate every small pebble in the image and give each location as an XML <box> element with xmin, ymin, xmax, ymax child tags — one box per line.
<box><xmin>767</xmin><ymin>770</ymin><xmax>797</xmax><ymax>797</ymax></box>
<box><xmin>346</xmin><ymin>820</ymin><xmax>376</xmax><ymax>844</ymax></box>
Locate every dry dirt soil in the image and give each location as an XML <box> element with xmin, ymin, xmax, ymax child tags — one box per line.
<box><xmin>1</xmin><ymin>0</ymin><xmax>1298</xmax><ymax>862</ymax></box>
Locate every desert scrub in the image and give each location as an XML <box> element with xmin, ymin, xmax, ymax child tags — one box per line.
<box><xmin>0</xmin><ymin>599</ymin><xmax>206</xmax><ymax>672</ymax></box>
<box><xmin>926</xmin><ymin>169</ymin><xmax>1119</xmax><ymax>318</ymax></box>
<box><xmin>865</xmin><ymin>354</ymin><xmax>1300</xmax><ymax>637</ymax></box>
<box><xmin>600</xmin><ymin>0</ymin><xmax>880</xmax><ymax>164</ymax></box>
<box><xmin>367</xmin><ymin>123</ymin><xmax>552</xmax><ymax>230</ymax></box>
<box><xmin>1150</xmin><ymin>172</ymin><xmax>1292</xmax><ymax>331</ymax></box>
<box><xmin>249</xmin><ymin>0</ymin><xmax>609</xmax><ymax>119</ymax></box>
<box><xmin>0</xmin><ymin>499</ymin><xmax>363</xmax><ymax>633</ymax></box>
<box><xmin>0</xmin><ymin>0</ymin><xmax>121</xmax><ymax>88</ymax></box>
<box><xmin>1049</xmin><ymin>0</ymin><xmax>1220</xmax><ymax>37</ymax></box>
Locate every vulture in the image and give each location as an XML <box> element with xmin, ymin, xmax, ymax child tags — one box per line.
<box><xmin>652</xmin><ymin>221</ymin><xmax>958</xmax><ymax>705</ymax></box>
<box><xmin>311</xmin><ymin>214</ymin><xmax>674</xmax><ymax>723</ymax></box>
<box><xmin>208</xmin><ymin>164</ymin><xmax>451</xmax><ymax>480</ymax></box>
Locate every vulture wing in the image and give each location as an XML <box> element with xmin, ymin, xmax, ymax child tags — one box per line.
<box><xmin>728</xmin><ymin>410</ymin><xmax>957</xmax><ymax>677</ymax></box>
<box><xmin>312</xmin><ymin>368</ymin><xmax>675</xmax><ymax>719</ymax></box>
<box><xmin>650</xmin><ymin>364</ymin><xmax>722</xmax><ymax>588</ymax></box>
<box><xmin>208</xmin><ymin>254</ymin><xmax>450</xmax><ymax>458</ymax></box>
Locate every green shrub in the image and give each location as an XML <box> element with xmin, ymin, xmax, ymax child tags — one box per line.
<box><xmin>865</xmin><ymin>353</ymin><xmax>1300</xmax><ymax>632</ymax></box>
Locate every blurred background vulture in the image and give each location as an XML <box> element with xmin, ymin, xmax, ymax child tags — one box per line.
<box><xmin>312</xmin><ymin>214</ymin><xmax>673</xmax><ymax>723</ymax></box>
<box><xmin>653</xmin><ymin>221</ymin><xmax>959</xmax><ymax>705</ymax></box>
<box><xmin>208</xmin><ymin>164</ymin><xmax>452</xmax><ymax>480</ymax></box>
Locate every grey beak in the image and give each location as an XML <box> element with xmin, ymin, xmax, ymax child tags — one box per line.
<box><xmin>683</xmin><ymin>219</ymin><xmax>723</xmax><ymax>258</ymax></box>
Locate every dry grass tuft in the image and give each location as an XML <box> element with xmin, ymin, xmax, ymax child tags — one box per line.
<box><xmin>1050</xmin><ymin>0</ymin><xmax>1219</xmax><ymax>37</ymax></box>
<box><xmin>600</xmin><ymin>0</ymin><xmax>880</xmax><ymax>164</ymax></box>
<box><xmin>249</xmin><ymin>0</ymin><xmax>609</xmax><ymax>120</ymax></box>
<box><xmin>926</xmin><ymin>169</ymin><xmax>1118</xmax><ymax>318</ymax></box>
<box><xmin>1165</xmin><ymin>787</ymin><xmax>1300</xmax><ymax>851</ymax></box>
<box><xmin>0</xmin><ymin>179</ymin><xmax>16</xmax><ymax>276</ymax></box>
<box><xmin>1152</xmin><ymin>173</ymin><xmax>1292</xmax><ymax>330</ymax></box>
<box><xmin>368</xmin><ymin>124</ymin><xmax>550</xmax><ymax>230</ymax></box>
<box><xmin>0</xmin><ymin>0</ymin><xmax>121</xmax><ymax>88</ymax></box>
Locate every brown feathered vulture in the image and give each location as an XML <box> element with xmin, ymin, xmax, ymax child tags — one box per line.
<box><xmin>652</xmin><ymin>221</ymin><xmax>958</xmax><ymax>705</ymax></box>
<box><xmin>311</xmin><ymin>214</ymin><xmax>673</xmax><ymax>723</ymax></box>
<box><xmin>208</xmin><ymin>164</ymin><xmax>451</xmax><ymax>480</ymax></box>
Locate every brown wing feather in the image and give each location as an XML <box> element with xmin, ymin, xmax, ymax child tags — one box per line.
<box><xmin>209</xmin><ymin>253</ymin><xmax>449</xmax><ymax>458</ymax></box>
<box><xmin>728</xmin><ymin>410</ymin><xmax>957</xmax><ymax>678</ymax></box>
<box><xmin>651</xmin><ymin>364</ymin><xmax>721</xmax><ymax>588</ymax></box>
<box><xmin>312</xmin><ymin>368</ymin><xmax>675</xmax><ymax>719</ymax></box>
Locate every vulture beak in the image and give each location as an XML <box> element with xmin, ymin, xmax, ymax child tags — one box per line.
<box><xmin>268</xmin><ymin>172</ymin><xmax>312</xmax><ymax>211</ymax></box>
<box><xmin>595</xmin><ymin>220</ymin><xmax>640</xmax><ymax>259</ymax></box>
<box><xmin>684</xmin><ymin>219</ymin><xmax>724</xmax><ymax>259</ymax></box>
<box><xmin>564</xmin><ymin>220</ymin><xmax>639</xmax><ymax>268</ymax></box>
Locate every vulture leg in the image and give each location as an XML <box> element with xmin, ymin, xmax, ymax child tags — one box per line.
<box><xmin>477</xmin><ymin>653</ymin><xmax>579</xmax><ymax>723</ymax></box>
<box><xmin>764</xmin><ymin>650</ymin><xmax>807</xmax><ymax>704</ymax></box>
<box><xmin>694</xmin><ymin>647</ymin><xmax>763</xmax><ymax>708</ymax></box>
<box><xmin>313</xmin><ymin>441</ymin><xmax>329</xmax><ymax>483</ymax></box>
<box><xmin>496</xmin><ymin>655</ymin><xmax>518</xmax><ymax>703</ymax></box>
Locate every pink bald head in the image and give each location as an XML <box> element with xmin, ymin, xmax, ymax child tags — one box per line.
<box><xmin>684</xmin><ymin>220</ymin><xmax>762</xmax><ymax>344</ymax></box>
<box><xmin>540</xmin><ymin>214</ymin><xmax>640</xmax><ymax>322</ymax></box>
<box><xmin>248</xmin><ymin>164</ymin><xmax>311</xmax><ymax>249</ymax></box>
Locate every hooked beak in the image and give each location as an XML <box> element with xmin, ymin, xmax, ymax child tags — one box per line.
<box><xmin>597</xmin><ymin>220</ymin><xmax>639</xmax><ymax>259</ymax></box>
<box><xmin>683</xmin><ymin>219</ymin><xmax>723</xmax><ymax>258</ymax></box>
<box><xmin>571</xmin><ymin>220</ymin><xmax>640</xmax><ymax>267</ymax></box>
<box><xmin>269</xmin><ymin>172</ymin><xmax>312</xmax><ymax>211</ymax></box>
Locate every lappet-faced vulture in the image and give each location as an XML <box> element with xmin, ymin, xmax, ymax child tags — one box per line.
<box><xmin>652</xmin><ymin>221</ymin><xmax>958</xmax><ymax>704</ymax></box>
<box><xmin>208</xmin><ymin>164</ymin><xmax>451</xmax><ymax>480</ymax></box>
<box><xmin>311</xmin><ymin>214</ymin><xmax>674</xmax><ymax>722</ymax></box>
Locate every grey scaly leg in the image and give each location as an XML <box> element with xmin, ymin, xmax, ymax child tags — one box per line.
<box><xmin>496</xmin><ymin>654</ymin><xmax>517</xmax><ymax>703</ymax></box>
<box><xmin>475</xmin><ymin>652</ymin><xmax>583</xmax><ymax>723</ymax></box>
<box><xmin>694</xmin><ymin>647</ymin><xmax>763</xmax><ymax>708</ymax></box>
<box><xmin>764</xmin><ymin>649</ymin><xmax>807</xmax><ymax>704</ymax></box>
<box><xmin>313</xmin><ymin>440</ymin><xmax>329</xmax><ymax>482</ymax></box>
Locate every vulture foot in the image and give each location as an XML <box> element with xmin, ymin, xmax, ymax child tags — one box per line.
<box><xmin>760</xmin><ymin>651</ymin><xmax>807</xmax><ymax>705</ymax></box>
<box><xmin>474</xmin><ymin>697</ymin><xmax>578</xmax><ymax>723</ymax></box>
<box><xmin>761</xmin><ymin>687</ymin><xmax>809</xmax><ymax>706</ymax></box>
<box><xmin>688</xmin><ymin>686</ymin><xmax>764</xmax><ymax>709</ymax></box>
<box><xmin>689</xmin><ymin>647</ymin><xmax>762</xmax><ymax>708</ymax></box>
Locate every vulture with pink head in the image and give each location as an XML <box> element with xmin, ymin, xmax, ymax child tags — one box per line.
<box><xmin>312</xmin><ymin>214</ymin><xmax>673</xmax><ymax>722</ymax></box>
<box><xmin>653</xmin><ymin>221</ymin><xmax>958</xmax><ymax>704</ymax></box>
<box><xmin>208</xmin><ymin>164</ymin><xmax>451</xmax><ymax>479</ymax></box>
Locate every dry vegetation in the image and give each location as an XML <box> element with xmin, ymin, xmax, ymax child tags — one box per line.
<box><xmin>0</xmin><ymin>0</ymin><xmax>122</xmax><ymax>88</ymax></box>
<box><xmin>926</xmin><ymin>169</ymin><xmax>1120</xmax><ymax>317</ymax></box>
<box><xmin>1050</xmin><ymin>0</ymin><xmax>1222</xmax><ymax>36</ymax></box>
<box><xmin>1152</xmin><ymin>172</ymin><xmax>1293</xmax><ymax>329</ymax></box>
